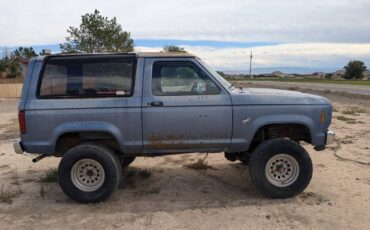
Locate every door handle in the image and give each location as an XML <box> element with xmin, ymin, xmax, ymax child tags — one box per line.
<box><xmin>150</xmin><ymin>101</ymin><xmax>164</xmax><ymax>107</ymax></box>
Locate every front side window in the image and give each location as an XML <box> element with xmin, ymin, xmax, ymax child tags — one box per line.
<box><xmin>152</xmin><ymin>61</ymin><xmax>220</xmax><ymax>96</ymax></box>
<box><xmin>39</xmin><ymin>56</ymin><xmax>135</xmax><ymax>98</ymax></box>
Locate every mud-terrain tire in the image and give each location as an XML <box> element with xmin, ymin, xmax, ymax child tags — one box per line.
<box><xmin>58</xmin><ymin>143</ymin><xmax>122</xmax><ymax>203</ymax></box>
<box><xmin>249</xmin><ymin>138</ymin><xmax>312</xmax><ymax>198</ymax></box>
<box><xmin>120</xmin><ymin>156</ymin><xmax>136</xmax><ymax>167</ymax></box>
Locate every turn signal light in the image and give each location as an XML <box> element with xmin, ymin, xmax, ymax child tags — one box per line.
<box><xmin>320</xmin><ymin>111</ymin><xmax>326</xmax><ymax>124</ymax></box>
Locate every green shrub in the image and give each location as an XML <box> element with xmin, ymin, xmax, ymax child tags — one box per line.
<box><xmin>39</xmin><ymin>168</ymin><xmax>58</xmax><ymax>183</ymax></box>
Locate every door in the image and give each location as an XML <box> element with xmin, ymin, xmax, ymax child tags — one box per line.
<box><xmin>141</xmin><ymin>58</ymin><xmax>232</xmax><ymax>151</ymax></box>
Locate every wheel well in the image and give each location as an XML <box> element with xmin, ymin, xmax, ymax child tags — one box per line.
<box><xmin>248</xmin><ymin>124</ymin><xmax>311</xmax><ymax>152</ymax></box>
<box><xmin>55</xmin><ymin>131</ymin><xmax>121</xmax><ymax>155</ymax></box>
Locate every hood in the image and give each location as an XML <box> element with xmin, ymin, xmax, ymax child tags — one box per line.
<box><xmin>230</xmin><ymin>88</ymin><xmax>331</xmax><ymax>105</ymax></box>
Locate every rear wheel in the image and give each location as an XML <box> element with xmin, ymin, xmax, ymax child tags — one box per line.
<box><xmin>58</xmin><ymin>143</ymin><xmax>122</xmax><ymax>203</ymax></box>
<box><xmin>248</xmin><ymin>138</ymin><xmax>312</xmax><ymax>198</ymax></box>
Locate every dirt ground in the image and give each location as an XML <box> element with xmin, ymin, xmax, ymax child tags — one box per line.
<box><xmin>0</xmin><ymin>88</ymin><xmax>370</xmax><ymax>230</ymax></box>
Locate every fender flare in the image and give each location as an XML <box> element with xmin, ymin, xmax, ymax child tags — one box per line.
<box><xmin>50</xmin><ymin>121</ymin><xmax>125</xmax><ymax>152</ymax></box>
<box><xmin>246</xmin><ymin>114</ymin><xmax>315</xmax><ymax>148</ymax></box>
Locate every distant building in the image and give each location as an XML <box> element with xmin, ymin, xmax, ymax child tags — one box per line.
<box><xmin>333</xmin><ymin>70</ymin><xmax>345</xmax><ymax>76</ymax></box>
<box><xmin>271</xmin><ymin>71</ymin><xmax>284</xmax><ymax>77</ymax></box>
<box><xmin>332</xmin><ymin>69</ymin><xmax>345</xmax><ymax>79</ymax></box>
<box><xmin>364</xmin><ymin>70</ymin><xmax>370</xmax><ymax>80</ymax></box>
<box><xmin>331</xmin><ymin>69</ymin><xmax>370</xmax><ymax>80</ymax></box>
<box><xmin>311</xmin><ymin>72</ymin><xmax>325</xmax><ymax>79</ymax></box>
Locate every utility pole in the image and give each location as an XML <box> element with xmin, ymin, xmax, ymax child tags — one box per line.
<box><xmin>249</xmin><ymin>51</ymin><xmax>253</xmax><ymax>78</ymax></box>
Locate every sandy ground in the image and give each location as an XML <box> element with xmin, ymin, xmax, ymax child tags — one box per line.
<box><xmin>0</xmin><ymin>90</ymin><xmax>370</xmax><ymax>230</ymax></box>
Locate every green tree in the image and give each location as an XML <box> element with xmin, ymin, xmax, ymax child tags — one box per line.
<box><xmin>217</xmin><ymin>71</ymin><xmax>226</xmax><ymax>77</ymax></box>
<box><xmin>12</xmin><ymin>47</ymin><xmax>37</xmax><ymax>59</ymax></box>
<box><xmin>0</xmin><ymin>47</ymin><xmax>10</xmax><ymax>73</ymax></box>
<box><xmin>7</xmin><ymin>61</ymin><xmax>21</xmax><ymax>78</ymax></box>
<box><xmin>163</xmin><ymin>45</ymin><xmax>187</xmax><ymax>53</ymax></box>
<box><xmin>60</xmin><ymin>9</ymin><xmax>134</xmax><ymax>53</ymax></box>
<box><xmin>324</xmin><ymin>73</ymin><xmax>333</xmax><ymax>79</ymax></box>
<box><xmin>344</xmin><ymin>60</ymin><xmax>367</xmax><ymax>80</ymax></box>
<box><xmin>0</xmin><ymin>58</ymin><xmax>8</xmax><ymax>73</ymax></box>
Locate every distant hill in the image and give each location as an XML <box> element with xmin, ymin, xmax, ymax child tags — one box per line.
<box><xmin>224</xmin><ymin>67</ymin><xmax>339</xmax><ymax>75</ymax></box>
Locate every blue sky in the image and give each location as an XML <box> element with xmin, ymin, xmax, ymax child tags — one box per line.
<box><xmin>1</xmin><ymin>0</ymin><xmax>370</xmax><ymax>72</ymax></box>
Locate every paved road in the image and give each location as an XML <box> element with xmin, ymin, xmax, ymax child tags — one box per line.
<box><xmin>236</xmin><ymin>81</ymin><xmax>370</xmax><ymax>96</ymax></box>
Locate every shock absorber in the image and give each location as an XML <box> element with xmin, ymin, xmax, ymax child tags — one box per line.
<box><xmin>266</xmin><ymin>126</ymin><xmax>279</xmax><ymax>139</ymax></box>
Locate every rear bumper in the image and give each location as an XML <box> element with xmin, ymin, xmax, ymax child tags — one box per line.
<box><xmin>326</xmin><ymin>130</ymin><xmax>335</xmax><ymax>145</ymax></box>
<box><xmin>13</xmin><ymin>142</ymin><xmax>24</xmax><ymax>154</ymax></box>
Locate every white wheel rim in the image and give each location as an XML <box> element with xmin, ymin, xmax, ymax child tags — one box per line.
<box><xmin>71</xmin><ymin>159</ymin><xmax>105</xmax><ymax>192</ymax></box>
<box><xmin>265</xmin><ymin>154</ymin><xmax>300</xmax><ymax>187</ymax></box>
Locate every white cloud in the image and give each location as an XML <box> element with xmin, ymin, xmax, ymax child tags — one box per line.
<box><xmin>0</xmin><ymin>0</ymin><xmax>370</xmax><ymax>45</ymax></box>
<box><xmin>137</xmin><ymin>43</ymin><xmax>370</xmax><ymax>69</ymax></box>
<box><xmin>1</xmin><ymin>0</ymin><xmax>369</xmax><ymax>69</ymax></box>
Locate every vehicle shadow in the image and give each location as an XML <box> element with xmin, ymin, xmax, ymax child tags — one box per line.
<box><xmin>10</xmin><ymin>160</ymin><xmax>302</xmax><ymax>216</ymax></box>
<box><xmin>92</xmin><ymin>162</ymin><xmax>296</xmax><ymax>213</ymax></box>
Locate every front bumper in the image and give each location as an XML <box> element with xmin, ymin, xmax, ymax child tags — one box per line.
<box><xmin>326</xmin><ymin>130</ymin><xmax>335</xmax><ymax>145</ymax></box>
<box><xmin>13</xmin><ymin>142</ymin><xmax>24</xmax><ymax>154</ymax></box>
<box><xmin>314</xmin><ymin>130</ymin><xmax>335</xmax><ymax>151</ymax></box>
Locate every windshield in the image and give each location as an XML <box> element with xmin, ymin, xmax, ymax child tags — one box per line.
<box><xmin>196</xmin><ymin>58</ymin><xmax>236</xmax><ymax>91</ymax></box>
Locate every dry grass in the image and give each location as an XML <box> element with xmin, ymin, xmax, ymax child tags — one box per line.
<box><xmin>39</xmin><ymin>185</ymin><xmax>46</xmax><ymax>198</ymax></box>
<box><xmin>342</xmin><ymin>107</ymin><xmax>367</xmax><ymax>115</ymax></box>
<box><xmin>342</xmin><ymin>110</ymin><xmax>357</xmax><ymax>116</ymax></box>
<box><xmin>120</xmin><ymin>168</ymin><xmax>152</xmax><ymax>189</ymax></box>
<box><xmin>184</xmin><ymin>155</ymin><xmax>213</xmax><ymax>170</ymax></box>
<box><xmin>145</xmin><ymin>187</ymin><xmax>161</xmax><ymax>195</ymax></box>
<box><xmin>336</xmin><ymin>115</ymin><xmax>357</xmax><ymax>124</ymax></box>
<box><xmin>288</xmin><ymin>86</ymin><xmax>298</xmax><ymax>91</ymax></box>
<box><xmin>39</xmin><ymin>168</ymin><xmax>58</xmax><ymax>183</ymax></box>
<box><xmin>0</xmin><ymin>164</ymin><xmax>9</xmax><ymax>169</ymax></box>
<box><xmin>0</xmin><ymin>184</ymin><xmax>23</xmax><ymax>204</ymax></box>
<box><xmin>341</xmin><ymin>107</ymin><xmax>367</xmax><ymax>116</ymax></box>
<box><xmin>138</xmin><ymin>169</ymin><xmax>152</xmax><ymax>179</ymax></box>
<box><xmin>353</xmin><ymin>107</ymin><xmax>367</xmax><ymax>113</ymax></box>
<box><xmin>124</xmin><ymin>168</ymin><xmax>152</xmax><ymax>180</ymax></box>
<box><xmin>8</xmin><ymin>169</ymin><xmax>21</xmax><ymax>186</ymax></box>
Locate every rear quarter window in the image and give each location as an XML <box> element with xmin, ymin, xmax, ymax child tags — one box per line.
<box><xmin>38</xmin><ymin>56</ymin><xmax>135</xmax><ymax>98</ymax></box>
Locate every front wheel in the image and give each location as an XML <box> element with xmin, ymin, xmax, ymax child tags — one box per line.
<box><xmin>58</xmin><ymin>143</ymin><xmax>122</xmax><ymax>203</ymax></box>
<box><xmin>248</xmin><ymin>138</ymin><xmax>312</xmax><ymax>198</ymax></box>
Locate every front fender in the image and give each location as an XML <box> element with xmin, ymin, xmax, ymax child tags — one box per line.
<box><xmin>230</xmin><ymin>106</ymin><xmax>322</xmax><ymax>152</ymax></box>
<box><xmin>248</xmin><ymin>114</ymin><xmax>326</xmax><ymax>149</ymax></box>
<box><xmin>249</xmin><ymin>114</ymin><xmax>315</xmax><ymax>140</ymax></box>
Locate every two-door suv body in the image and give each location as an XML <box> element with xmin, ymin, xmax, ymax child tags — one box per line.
<box><xmin>15</xmin><ymin>52</ymin><xmax>335</xmax><ymax>203</ymax></box>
